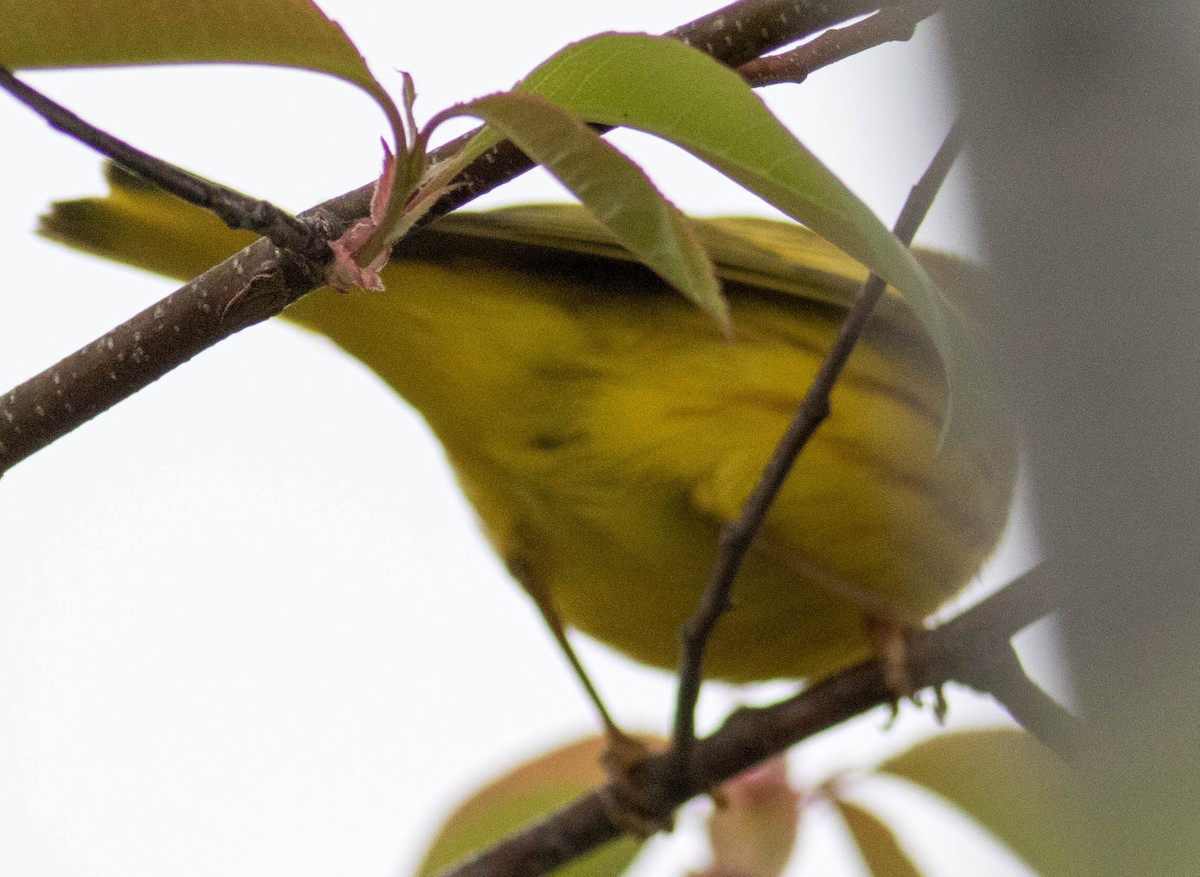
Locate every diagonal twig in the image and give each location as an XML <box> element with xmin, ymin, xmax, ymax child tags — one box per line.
<box><xmin>960</xmin><ymin>632</ymin><xmax>1079</xmax><ymax>758</ymax></box>
<box><xmin>739</xmin><ymin>0</ymin><xmax>941</xmax><ymax>87</ymax></box>
<box><xmin>0</xmin><ymin>66</ymin><xmax>332</xmax><ymax>260</ymax></box>
<box><xmin>671</xmin><ymin>117</ymin><xmax>969</xmax><ymax>761</ymax></box>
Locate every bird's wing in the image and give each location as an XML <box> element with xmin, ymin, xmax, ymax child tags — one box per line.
<box><xmin>41</xmin><ymin>163</ymin><xmax>953</xmax><ymax>344</ymax></box>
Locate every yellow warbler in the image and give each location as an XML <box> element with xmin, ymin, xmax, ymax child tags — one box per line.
<box><xmin>41</xmin><ymin>165</ymin><xmax>1015</xmax><ymax>685</ymax></box>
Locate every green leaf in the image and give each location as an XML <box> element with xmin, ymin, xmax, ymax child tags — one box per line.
<box><xmin>832</xmin><ymin>800</ymin><xmax>923</xmax><ymax>877</ymax></box>
<box><xmin>0</xmin><ymin>0</ymin><xmax>404</xmax><ymax>166</ymax></box>
<box><xmin>3</xmin><ymin>0</ymin><xmax>368</xmax><ymax>89</ymax></box>
<box><xmin>435</xmin><ymin>91</ymin><xmax>727</xmax><ymax>328</ymax></box>
<box><xmin>515</xmin><ymin>32</ymin><xmax>982</xmax><ymax>443</ymax></box>
<box><xmin>415</xmin><ymin>736</ymin><xmax>647</xmax><ymax>877</ymax></box>
<box><xmin>878</xmin><ymin>729</ymin><xmax>1091</xmax><ymax>877</ymax></box>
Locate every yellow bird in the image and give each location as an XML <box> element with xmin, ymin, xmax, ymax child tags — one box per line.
<box><xmin>41</xmin><ymin>165</ymin><xmax>1015</xmax><ymax>702</ymax></box>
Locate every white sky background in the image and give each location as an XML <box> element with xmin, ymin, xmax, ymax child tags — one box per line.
<box><xmin>0</xmin><ymin>3</ymin><xmax>1056</xmax><ymax>876</ymax></box>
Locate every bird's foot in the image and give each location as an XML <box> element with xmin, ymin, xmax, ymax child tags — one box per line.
<box><xmin>863</xmin><ymin>614</ymin><xmax>918</xmax><ymax>709</ymax></box>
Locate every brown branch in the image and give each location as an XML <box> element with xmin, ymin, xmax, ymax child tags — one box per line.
<box><xmin>0</xmin><ymin>66</ymin><xmax>331</xmax><ymax>260</ymax></box>
<box><xmin>0</xmin><ymin>0</ymin><xmax>901</xmax><ymax>476</ymax></box>
<box><xmin>671</xmin><ymin>118</ymin><xmax>968</xmax><ymax>759</ymax></box>
<box><xmin>434</xmin><ymin>563</ymin><xmax>1063</xmax><ymax>877</ymax></box>
<box><xmin>959</xmin><ymin>633</ymin><xmax>1080</xmax><ymax>758</ymax></box>
<box><xmin>739</xmin><ymin>0</ymin><xmax>940</xmax><ymax>87</ymax></box>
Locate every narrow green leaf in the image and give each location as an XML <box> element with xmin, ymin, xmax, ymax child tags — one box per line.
<box><xmin>2</xmin><ymin>0</ymin><xmax>367</xmax><ymax>89</ymax></box>
<box><xmin>516</xmin><ymin>32</ymin><xmax>924</xmax><ymax>314</ymax></box>
<box><xmin>0</xmin><ymin>0</ymin><xmax>404</xmax><ymax>165</ymax></box>
<box><xmin>415</xmin><ymin>736</ymin><xmax>647</xmax><ymax>877</ymax></box>
<box><xmin>516</xmin><ymin>32</ymin><xmax>982</xmax><ymax>443</ymax></box>
<box><xmin>832</xmin><ymin>800</ymin><xmax>924</xmax><ymax>877</ymax></box>
<box><xmin>439</xmin><ymin>92</ymin><xmax>728</xmax><ymax>328</ymax></box>
<box><xmin>879</xmin><ymin>729</ymin><xmax>1091</xmax><ymax>877</ymax></box>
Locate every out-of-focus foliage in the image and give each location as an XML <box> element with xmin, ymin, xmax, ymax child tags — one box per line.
<box><xmin>414</xmin><ymin>736</ymin><xmax>651</xmax><ymax>877</ymax></box>
<box><xmin>879</xmin><ymin>728</ymin><xmax>1086</xmax><ymax>876</ymax></box>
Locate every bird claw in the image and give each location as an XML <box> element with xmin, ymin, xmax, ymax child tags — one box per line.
<box><xmin>863</xmin><ymin>615</ymin><xmax>917</xmax><ymax>704</ymax></box>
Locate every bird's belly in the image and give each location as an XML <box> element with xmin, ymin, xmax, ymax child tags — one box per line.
<box><xmin>495</xmin><ymin>450</ymin><xmax>910</xmax><ymax>683</ymax></box>
<box><xmin>443</xmin><ymin>296</ymin><xmax>1011</xmax><ymax>685</ymax></box>
<box><xmin>548</xmin><ymin>517</ymin><xmax>876</xmax><ymax>682</ymax></box>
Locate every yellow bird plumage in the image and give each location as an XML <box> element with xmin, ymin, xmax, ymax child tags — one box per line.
<box><xmin>41</xmin><ymin>165</ymin><xmax>1015</xmax><ymax>684</ymax></box>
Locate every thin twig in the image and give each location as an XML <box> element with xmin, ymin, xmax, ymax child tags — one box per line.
<box><xmin>0</xmin><ymin>66</ymin><xmax>328</xmax><ymax>260</ymax></box>
<box><xmin>0</xmin><ymin>0</ymin><xmax>898</xmax><ymax>476</ymax></box>
<box><xmin>907</xmin><ymin>565</ymin><xmax>1080</xmax><ymax>755</ymax></box>
<box><xmin>671</xmin><ymin>118</ymin><xmax>968</xmax><ymax>761</ymax></box>
<box><xmin>960</xmin><ymin>641</ymin><xmax>1081</xmax><ymax>759</ymax></box>
<box><xmin>432</xmin><ymin>563</ymin><xmax>1062</xmax><ymax>877</ymax></box>
<box><xmin>739</xmin><ymin>0</ymin><xmax>940</xmax><ymax>87</ymax></box>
